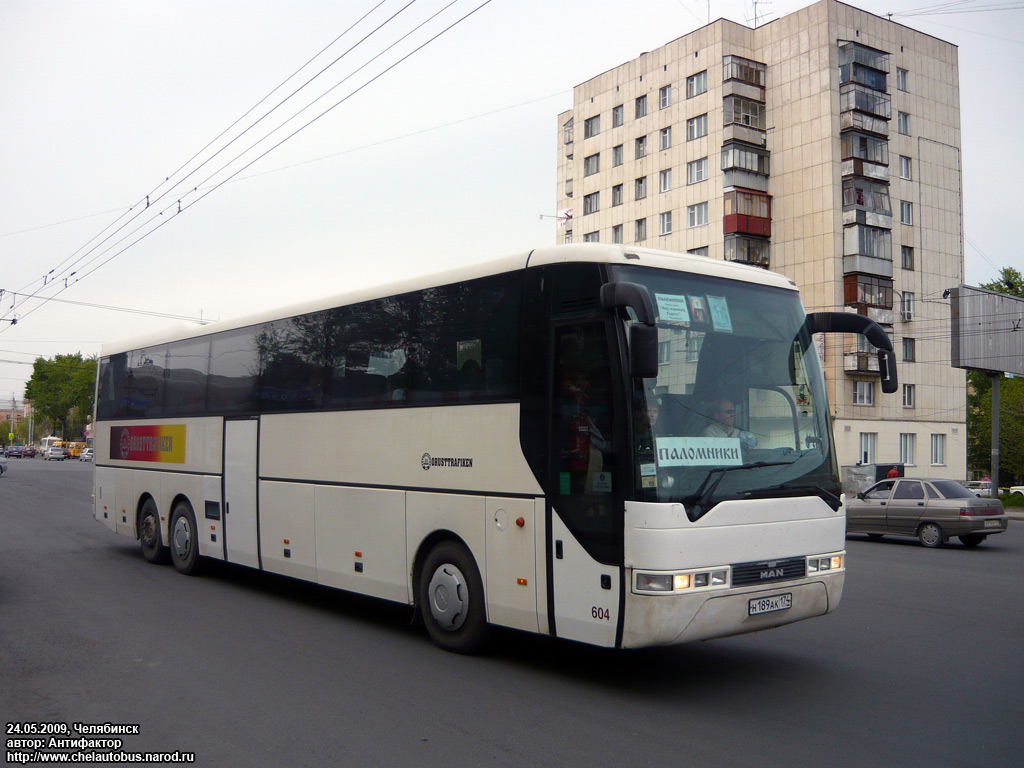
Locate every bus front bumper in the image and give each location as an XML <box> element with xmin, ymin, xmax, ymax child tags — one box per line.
<box><xmin>620</xmin><ymin>571</ymin><xmax>844</xmax><ymax>648</ymax></box>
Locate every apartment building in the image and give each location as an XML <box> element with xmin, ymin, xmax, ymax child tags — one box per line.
<box><xmin>555</xmin><ymin>0</ymin><xmax>965</xmax><ymax>478</ymax></box>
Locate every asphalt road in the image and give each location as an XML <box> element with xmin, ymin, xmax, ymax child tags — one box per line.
<box><xmin>1</xmin><ymin>458</ymin><xmax>1021</xmax><ymax>767</ymax></box>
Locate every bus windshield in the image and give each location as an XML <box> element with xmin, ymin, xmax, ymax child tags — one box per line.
<box><xmin>609</xmin><ymin>265</ymin><xmax>839</xmax><ymax>519</ymax></box>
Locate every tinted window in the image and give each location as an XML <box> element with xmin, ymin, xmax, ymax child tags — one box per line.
<box><xmin>893</xmin><ymin>481</ymin><xmax>924</xmax><ymax>500</ymax></box>
<box><xmin>208</xmin><ymin>328</ymin><xmax>258</xmax><ymax>413</ymax></box>
<box><xmin>164</xmin><ymin>338</ymin><xmax>210</xmax><ymax>416</ymax></box>
<box><xmin>931</xmin><ymin>480</ymin><xmax>976</xmax><ymax>500</ymax></box>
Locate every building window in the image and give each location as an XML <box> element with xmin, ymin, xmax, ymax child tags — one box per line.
<box><xmin>900</xmin><ymin>200</ymin><xmax>913</xmax><ymax>225</ymax></box>
<box><xmin>583</xmin><ymin>231</ymin><xmax>599</xmax><ymax>243</ymax></box>
<box><xmin>723</xmin><ymin>55</ymin><xmax>766</xmax><ymax>86</ymax></box>
<box><xmin>583</xmin><ymin>192</ymin><xmax>600</xmax><ymax>215</ymax></box>
<box><xmin>842</xmin><ymin>132</ymin><xmax>889</xmax><ymax>165</ymax></box>
<box><xmin>659</xmin><ymin>85</ymin><xmax>672</xmax><ymax>109</ymax></box>
<box><xmin>853</xmin><ymin>381</ymin><xmax>875</xmax><ymax>406</ymax></box>
<box><xmin>687</xmin><ymin>246</ymin><xmax>709</xmax><ymax>257</ymax></box>
<box><xmin>687</xmin><ymin>157</ymin><xmax>709</xmax><ymax>184</ymax></box>
<box><xmin>564</xmin><ymin>229</ymin><xmax>573</xmax><ymax>244</ymax></box>
<box><xmin>659</xmin><ymin>168</ymin><xmax>672</xmax><ymax>193</ymax></box>
<box><xmin>636</xmin><ymin>136</ymin><xmax>647</xmax><ymax>159</ymax></box>
<box><xmin>612</xmin><ymin>224</ymin><xmax>623</xmax><ymax>244</ymax></box>
<box><xmin>658</xmin><ymin>340</ymin><xmax>672</xmax><ymax>365</ymax></box>
<box><xmin>931</xmin><ymin>434</ymin><xmax>946</xmax><ymax>466</ymax></box>
<box><xmin>859</xmin><ymin>432</ymin><xmax>877</xmax><ymax>464</ymax></box>
<box><xmin>687</xmin><ymin>113</ymin><xmax>708</xmax><ymax>140</ymax></box>
<box><xmin>612</xmin><ymin>104</ymin><xmax>624</xmax><ymax>128</ymax></box>
<box><xmin>903</xmin><ymin>337</ymin><xmax>916</xmax><ymax>361</ymax></box>
<box><xmin>903</xmin><ymin>383</ymin><xmax>915</xmax><ymax>408</ymax></box>
<box><xmin>723</xmin><ymin>189</ymin><xmax>770</xmax><ymax>218</ymax></box>
<box><xmin>583</xmin><ymin>115</ymin><xmax>600</xmax><ymax>139</ymax></box>
<box><xmin>900</xmin><ymin>433</ymin><xmax>916</xmax><ymax>466</ymax></box>
<box><xmin>897</xmin><ymin>67</ymin><xmax>909</xmax><ymax>92</ymax></box>
<box><xmin>635</xmin><ymin>176</ymin><xmax>647</xmax><ymax>200</ymax></box>
<box><xmin>724</xmin><ymin>235</ymin><xmax>770</xmax><ymax>266</ymax></box>
<box><xmin>583</xmin><ymin>153</ymin><xmax>600</xmax><ymax>177</ymax></box>
<box><xmin>686</xmin><ymin>70</ymin><xmax>707</xmax><ymax>98</ymax></box>
<box><xmin>899</xmin><ymin>155</ymin><xmax>912</xmax><ymax>180</ymax></box>
<box><xmin>901</xmin><ymin>245</ymin><xmax>915</xmax><ymax>270</ymax></box>
<box><xmin>721</xmin><ymin>143</ymin><xmax>769</xmax><ymax>174</ymax></box>
<box><xmin>898</xmin><ymin>111</ymin><xmax>911</xmax><ymax>135</ymax></box>
<box><xmin>844</xmin><ymin>274</ymin><xmax>894</xmax><ymax>308</ymax></box>
<box><xmin>659</xmin><ymin>211</ymin><xmax>673</xmax><ymax>235</ymax></box>
<box><xmin>562</xmin><ymin>117</ymin><xmax>574</xmax><ymax>145</ymax></box>
<box><xmin>612</xmin><ymin>144</ymin><xmax>624</xmax><ymax>167</ymax></box>
<box><xmin>659</xmin><ymin>126</ymin><xmax>672</xmax><ymax>151</ymax></box>
<box><xmin>723</xmin><ymin>96</ymin><xmax>766</xmax><ymax>130</ymax></box>
<box><xmin>687</xmin><ymin>202</ymin><xmax>708</xmax><ymax>228</ymax></box>
<box><xmin>840</xmin><ymin>84</ymin><xmax>891</xmax><ymax>119</ymax></box>
<box><xmin>635</xmin><ymin>95</ymin><xmax>647</xmax><ymax>119</ymax></box>
<box><xmin>901</xmin><ymin>292</ymin><xmax>915</xmax><ymax>321</ymax></box>
<box><xmin>843</xmin><ymin>180</ymin><xmax>892</xmax><ymax>215</ymax></box>
<box><xmin>635</xmin><ymin>218</ymin><xmax>647</xmax><ymax>242</ymax></box>
<box><xmin>612</xmin><ymin>184</ymin><xmax>623</xmax><ymax>206</ymax></box>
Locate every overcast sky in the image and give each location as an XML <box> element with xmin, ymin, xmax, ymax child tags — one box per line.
<box><xmin>1</xmin><ymin>0</ymin><xmax>1020</xmax><ymax>411</ymax></box>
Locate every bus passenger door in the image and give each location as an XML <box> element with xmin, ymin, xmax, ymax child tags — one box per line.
<box><xmin>546</xmin><ymin>321</ymin><xmax>623</xmax><ymax>648</ymax></box>
<box><xmin>223</xmin><ymin>418</ymin><xmax>260</xmax><ymax>568</ymax></box>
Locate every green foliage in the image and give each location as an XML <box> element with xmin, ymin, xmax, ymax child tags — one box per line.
<box><xmin>23</xmin><ymin>353</ymin><xmax>97</xmax><ymax>439</ymax></box>
<box><xmin>966</xmin><ymin>268</ymin><xmax>1024</xmax><ymax>484</ymax></box>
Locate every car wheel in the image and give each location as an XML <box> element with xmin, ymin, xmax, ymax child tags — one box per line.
<box><xmin>169</xmin><ymin>501</ymin><xmax>203</xmax><ymax>575</ymax></box>
<box><xmin>959</xmin><ymin>534</ymin><xmax>986</xmax><ymax>548</ymax></box>
<box><xmin>418</xmin><ymin>541</ymin><xmax>487</xmax><ymax>654</ymax></box>
<box><xmin>139</xmin><ymin>499</ymin><xmax>170</xmax><ymax>564</ymax></box>
<box><xmin>918</xmin><ymin>522</ymin><xmax>943</xmax><ymax>548</ymax></box>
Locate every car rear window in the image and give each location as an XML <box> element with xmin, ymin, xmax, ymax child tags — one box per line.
<box><xmin>931</xmin><ymin>480</ymin><xmax>975</xmax><ymax>499</ymax></box>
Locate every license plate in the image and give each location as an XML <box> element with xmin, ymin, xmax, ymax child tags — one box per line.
<box><xmin>984</xmin><ymin>520</ymin><xmax>1000</xmax><ymax>528</ymax></box>
<box><xmin>749</xmin><ymin>593</ymin><xmax>792</xmax><ymax>616</ymax></box>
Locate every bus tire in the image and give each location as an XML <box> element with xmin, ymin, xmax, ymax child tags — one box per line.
<box><xmin>169</xmin><ymin>501</ymin><xmax>203</xmax><ymax>575</ymax></box>
<box><xmin>418</xmin><ymin>541</ymin><xmax>487</xmax><ymax>654</ymax></box>
<box><xmin>139</xmin><ymin>499</ymin><xmax>170</xmax><ymax>564</ymax></box>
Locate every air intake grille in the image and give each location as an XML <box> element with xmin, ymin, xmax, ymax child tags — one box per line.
<box><xmin>731</xmin><ymin>556</ymin><xmax>806</xmax><ymax>587</ymax></box>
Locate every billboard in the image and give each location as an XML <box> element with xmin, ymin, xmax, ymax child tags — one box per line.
<box><xmin>950</xmin><ymin>285</ymin><xmax>1024</xmax><ymax>376</ymax></box>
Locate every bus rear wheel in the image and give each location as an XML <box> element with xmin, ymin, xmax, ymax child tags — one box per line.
<box><xmin>139</xmin><ymin>499</ymin><xmax>169</xmax><ymax>564</ymax></box>
<box><xmin>169</xmin><ymin>501</ymin><xmax>203</xmax><ymax>575</ymax></box>
<box><xmin>418</xmin><ymin>541</ymin><xmax>487</xmax><ymax>654</ymax></box>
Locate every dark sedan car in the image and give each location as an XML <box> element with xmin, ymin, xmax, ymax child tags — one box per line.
<box><xmin>5</xmin><ymin>445</ymin><xmax>24</xmax><ymax>458</ymax></box>
<box><xmin>847</xmin><ymin>478</ymin><xmax>1009</xmax><ymax>548</ymax></box>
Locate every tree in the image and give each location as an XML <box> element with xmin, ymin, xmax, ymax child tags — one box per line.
<box><xmin>24</xmin><ymin>354</ymin><xmax>97</xmax><ymax>439</ymax></box>
<box><xmin>966</xmin><ymin>268</ymin><xmax>1024</xmax><ymax>484</ymax></box>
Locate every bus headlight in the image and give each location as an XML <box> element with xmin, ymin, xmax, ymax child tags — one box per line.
<box><xmin>633</xmin><ymin>568</ymin><xmax>730</xmax><ymax>594</ymax></box>
<box><xmin>807</xmin><ymin>553</ymin><xmax>844</xmax><ymax>573</ymax></box>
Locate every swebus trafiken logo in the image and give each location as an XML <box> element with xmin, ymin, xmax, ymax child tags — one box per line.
<box><xmin>110</xmin><ymin>425</ymin><xmax>186</xmax><ymax>463</ymax></box>
<box><xmin>421</xmin><ymin>453</ymin><xmax>473</xmax><ymax>471</ymax></box>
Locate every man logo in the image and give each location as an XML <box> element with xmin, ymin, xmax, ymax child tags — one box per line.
<box><xmin>760</xmin><ymin>561</ymin><xmax>783</xmax><ymax>580</ymax></box>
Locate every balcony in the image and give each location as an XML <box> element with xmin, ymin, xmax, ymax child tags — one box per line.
<box><xmin>723</xmin><ymin>123</ymin><xmax>766</xmax><ymax>147</ymax></box>
<box><xmin>842</xmin><ymin>158</ymin><xmax>890</xmax><ymax>183</ymax></box>
<box><xmin>841</xmin><ymin>111</ymin><xmax>889</xmax><ymax>137</ymax></box>
<box><xmin>840</xmin><ymin>83</ymin><xmax>891</xmax><ymax>120</ymax></box>
<box><xmin>843</xmin><ymin>254</ymin><xmax>894</xmax><ymax>278</ymax></box>
<box><xmin>844</xmin><ymin>352</ymin><xmax>881</xmax><ymax>374</ymax></box>
<box><xmin>723</xmin><ymin>79</ymin><xmax>764</xmax><ymax>103</ymax></box>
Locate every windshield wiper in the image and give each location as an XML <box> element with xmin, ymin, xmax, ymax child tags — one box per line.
<box><xmin>758</xmin><ymin>483</ymin><xmax>842</xmax><ymax>510</ymax></box>
<box><xmin>686</xmin><ymin>461</ymin><xmax>794</xmax><ymax>521</ymax></box>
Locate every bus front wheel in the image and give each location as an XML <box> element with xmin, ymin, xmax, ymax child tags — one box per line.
<box><xmin>139</xmin><ymin>499</ymin><xmax>169</xmax><ymax>564</ymax></box>
<box><xmin>169</xmin><ymin>502</ymin><xmax>203</xmax><ymax>575</ymax></box>
<box><xmin>418</xmin><ymin>541</ymin><xmax>487</xmax><ymax>654</ymax></box>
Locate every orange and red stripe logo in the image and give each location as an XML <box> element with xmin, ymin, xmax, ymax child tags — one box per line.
<box><xmin>110</xmin><ymin>425</ymin><xmax>186</xmax><ymax>463</ymax></box>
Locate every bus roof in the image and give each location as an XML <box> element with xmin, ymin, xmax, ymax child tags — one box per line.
<box><xmin>99</xmin><ymin>244</ymin><xmax>798</xmax><ymax>356</ymax></box>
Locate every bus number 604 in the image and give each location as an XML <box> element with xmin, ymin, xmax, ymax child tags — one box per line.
<box><xmin>592</xmin><ymin>606</ymin><xmax>610</xmax><ymax>621</ymax></box>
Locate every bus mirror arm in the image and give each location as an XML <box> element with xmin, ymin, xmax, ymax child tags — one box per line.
<box><xmin>601</xmin><ymin>282</ymin><xmax>659</xmax><ymax>378</ymax></box>
<box><xmin>805</xmin><ymin>311</ymin><xmax>898</xmax><ymax>394</ymax></box>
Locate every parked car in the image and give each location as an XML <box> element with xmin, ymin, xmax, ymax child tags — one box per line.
<box><xmin>847</xmin><ymin>478</ymin><xmax>1009</xmax><ymax>548</ymax></box>
<box><xmin>0</xmin><ymin>454</ymin><xmax>7</xmax><ymax>475</ymax></box>
<box><xmin>79</xmin><ymin>447</ymin><xmax>94</xmax><ymax>462</ymax></box>
<box><xmin>964</xmin><ymin>480</ymin><xmax>993</xmax><ymax>498</ymax></box>
<box><xmin>1010</xmin><ymin>486</ymin><xmax>1024</xmax><ymax>497</ymax></box>
<box><xmin>44</xmin><ymin>445</ymin><xmax>66</xmax><ymax>461</ymax></box>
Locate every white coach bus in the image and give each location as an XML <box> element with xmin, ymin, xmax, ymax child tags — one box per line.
<box><xmin>93</xmin><ymin>244</ymin><xmax>897</xmax><ymax>653</ymax></box>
